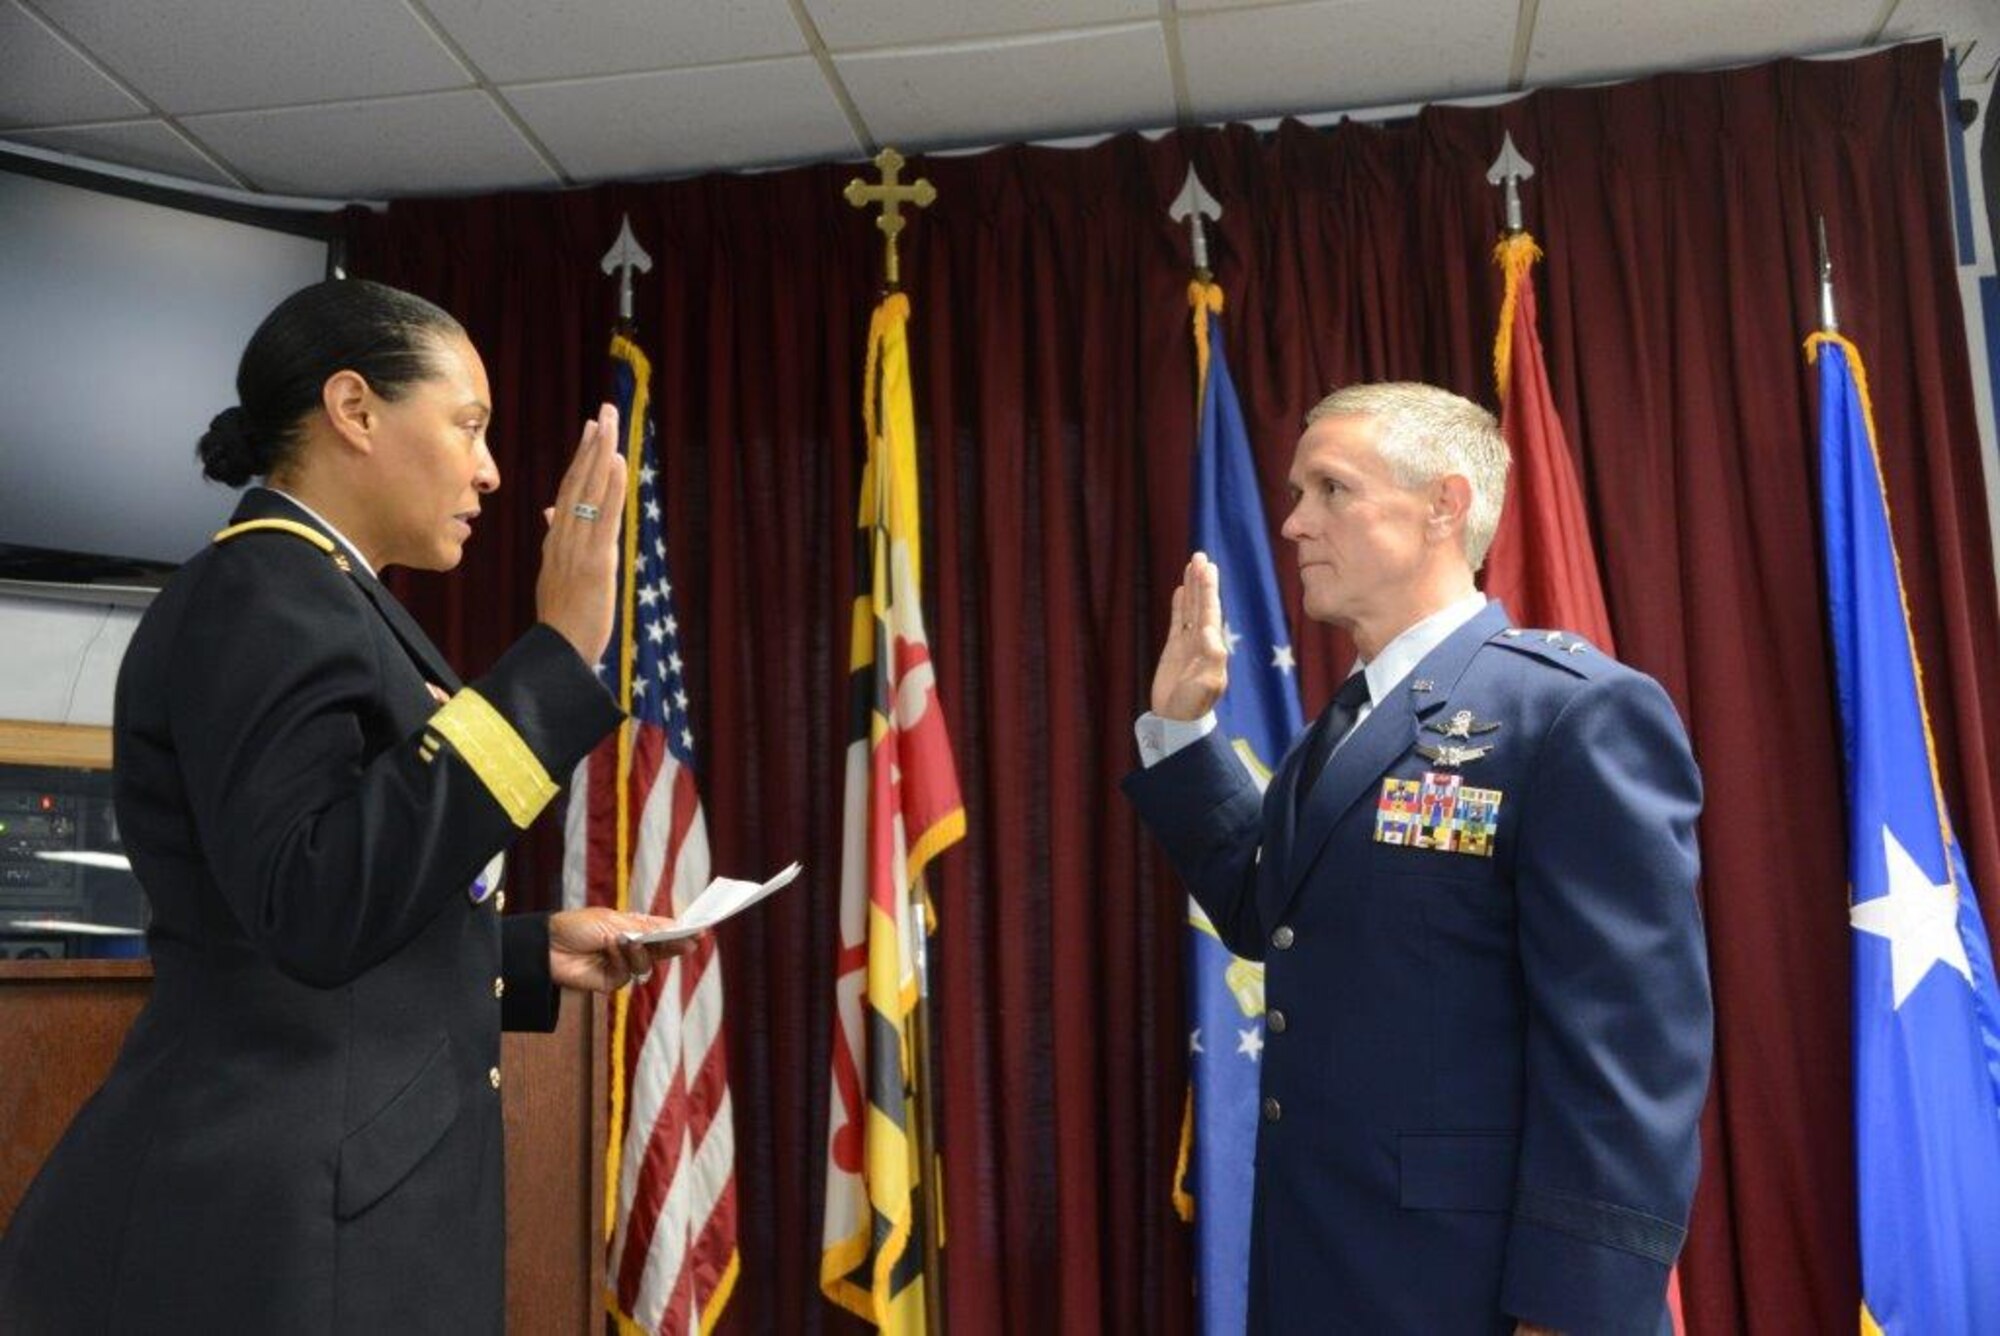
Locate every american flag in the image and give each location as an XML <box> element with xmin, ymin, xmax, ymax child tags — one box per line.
<box><xmin>563</xmin><ymin>334</ymin><xmax>739</xmax><ymax>1334</ymax></box>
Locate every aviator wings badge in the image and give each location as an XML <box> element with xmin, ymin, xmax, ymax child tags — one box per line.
<box><xmin>1419</xmin><ymin>708</ymin><xmax>1500</xmax><ymax>766</ymax></box>
<box><xmin>1426</xmin><ymin>709</ymin><xmax>1502</xmax><ymax>742</ymax></box>
<box><xmin>1415</xmin><ymin>741</ymin><xmax>1492</xmax><ymax>768</ymax></box>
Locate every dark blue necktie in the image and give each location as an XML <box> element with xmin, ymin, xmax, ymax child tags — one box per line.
<box><xmin>1295</xmin><ymin>672</ymin><xmax>1372</xmax><ymax>818</ymax></box>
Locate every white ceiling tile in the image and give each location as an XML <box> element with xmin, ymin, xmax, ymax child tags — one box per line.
<box><xmin>1879</xmin><ymin>0</ymin><xmax>2000</xmax><ymax>64</ymax></box>
<box><xmin>837</xmin><ymin>23</ymin><xmax>1175</xmax><ymax>149</ymax></box>
<box><xmin>1525</xmin><ymin>0</ymin><xmax>1881</xmax><ymax>87</ymax></box>
<box><xmin>43</xmin><ymin>0</ymin><xmax>471</xmax><ymax>115</ymax></box>
<box><xmin>0</xmin><ymin>1</ymin><xmax>145</xmax><ymax>128</ymax></box>
<box><xmin>182</xmin><ymin>91</ymin><xmax>559</xmax><ymax>198</ymax></box>
<box><xmin>805</xmin><ymin>0</ymin><xmax>1153</xmax><ymax>51</ymax></box>
<box><xmin>504</xmin><ymin>57</ymin><xmax>861</xmax><ymax>181</ymax></box>
<box><xmin>422</xmin><ymin>0</ymin><xmax>806</xmax><ymax>83</ymax></box>
<box><xmin>1182</xmin><ymin>0</ymin><xmax>1515</xmax><ymax>120</ymax></box>
<box><xmin>2</xmin><ymin>120</ymin><xmax>238</xmax><ymax>186</ymax></box>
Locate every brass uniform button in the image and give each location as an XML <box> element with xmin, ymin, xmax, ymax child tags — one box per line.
<box><xmin>1271</xmin><ymin>925</ymin><xmax>1295</xmax><ymax>950</ymax></box>
<box><xmin>1261</xmin><ymin>1097</ymin><xmax>1282</xmax><ymax>1122</ymax></box>
<box><xmin>1267</xmin><ymin>1009</ymin><xmax>1288</xmax><ymax>1034</ymax></box>
<box><xmin>493</xmin><ymin>977</ymin><xmax>505</xmax><ymax>1000</ymax></box>
<box><xmin>495</xmin><ymin>891</ymin><xmax>507</xmax><ymax>913</ymax></box>
<box><xmin>488</xmin><ymin>1067</ymin><xmax>502</xmax><ymax>1090</ymax></box>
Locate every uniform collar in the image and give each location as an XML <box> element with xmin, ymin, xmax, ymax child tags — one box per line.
<box><xmin>1277</xmin><ymin>598</ymin><xmax>1510</xmax><ymax>907</ymax></box>
<box><xmin>248</xmin><ymin>485</ymin><xmax>377</xmax><ymax>579</ymax></box>
<box><xmin>1359</xmin><ymin>590</ymin><xmax>1491</xmax><ymax>706</ymax></box>
<box><xmin>226</xmin><ymin>487</ymin><xmax>462</xmax><ymax>692</ymax></box>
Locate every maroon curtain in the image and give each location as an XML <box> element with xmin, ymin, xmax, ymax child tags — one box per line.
<box><xmin>349</xmin><ymin>41</ymin><xmax>2000</xmax><ymax>1333</ymax></box>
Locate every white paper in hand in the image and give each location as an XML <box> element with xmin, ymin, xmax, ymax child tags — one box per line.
<box><xmin>621</xmin><ymin>861</ymin><xmax>803</xmax><ymax>943</ymax></box>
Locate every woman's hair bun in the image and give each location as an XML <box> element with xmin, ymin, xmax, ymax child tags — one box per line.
<box><xmin>196</xmin><ymin>405</ymin><xmax>262</xmax><ymax>486</ymax></box>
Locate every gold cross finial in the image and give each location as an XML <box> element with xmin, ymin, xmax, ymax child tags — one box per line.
<box><xmin>844</xmin><ymin>147</ymin><xmax>936</xmax><ymax>291</ymax></box>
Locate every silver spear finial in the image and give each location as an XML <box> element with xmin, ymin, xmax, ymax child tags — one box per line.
<box><xmin>1486</xmin><ymin>132</ymin><xmax>1536</xmax><ymax>235</ymax></box>
<box><xmin>1169</xmin><ymin>164</ymin><xmax>1223</xmax><ymax>278</ymax></box>
<box><xmin>1817</xmin><ymin>215</ymin><xmax>1839</xmax><ymax>334</ymax></box>
<box><xmin>599</xmin><ymin>213</ymin><xmax>653</xmax><ymax>326</ymax></box>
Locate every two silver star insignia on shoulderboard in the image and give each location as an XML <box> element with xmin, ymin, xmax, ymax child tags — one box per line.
<box><xmin>1416</xmin><ymin>709</ymin><xmax>1502</xmax><ymax>768</ymax></box>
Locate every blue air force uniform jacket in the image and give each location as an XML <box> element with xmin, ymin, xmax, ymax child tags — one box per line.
<box><xmin>0</xmin><ymin>489</ymin><xmax>622</xmax><ymax>1333</ymax></box>
<box><xmin>1124</xmin><ymin>601</ymin><xmax>1711</xmax><ymax>1335</ymax></box>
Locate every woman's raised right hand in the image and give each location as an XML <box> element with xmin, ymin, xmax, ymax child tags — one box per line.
<box><xmin>536</xmin><ymin>403</ymin><xmax>628</xmax><ymax>667</ymax></box>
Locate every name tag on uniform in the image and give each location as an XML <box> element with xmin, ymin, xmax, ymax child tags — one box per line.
<box><xmin>1375</xmin><ymin>773</ymin><xmax>1502</xmax><ymax>857</ymax></box>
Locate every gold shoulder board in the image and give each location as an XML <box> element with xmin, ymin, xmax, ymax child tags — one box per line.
<box><xmin>212</xmin><ymin>518</ymin><xmax>338</xmax><ymax>553</ymax></box>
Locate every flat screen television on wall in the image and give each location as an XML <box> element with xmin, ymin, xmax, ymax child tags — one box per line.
<box><xmin>0</xmin><ymin>156</ymin><xmax>334</xmax><ymax>581</ymax></box>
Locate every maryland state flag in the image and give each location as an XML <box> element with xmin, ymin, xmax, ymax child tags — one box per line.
<box><xmin>821</xmin><ymin>292</ymin><xmax>966</xmax><ymax>1332</ymax></box>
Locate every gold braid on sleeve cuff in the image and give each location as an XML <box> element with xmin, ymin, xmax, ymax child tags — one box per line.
<box><xmin>425</xmin><ymin>688</ymin><xmax>558</xmax><ymax>829</ymax></box>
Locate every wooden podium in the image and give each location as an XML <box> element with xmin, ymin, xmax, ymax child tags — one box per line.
<box><xmin>0</xmin><ymin>960</ymin><xmax>608</xmax><ymax>1333</ymax></box>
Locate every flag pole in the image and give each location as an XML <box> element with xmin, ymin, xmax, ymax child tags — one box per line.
<box><xmin>1167</xmin><ymin>162</ymin><xmax>1224</xmax><ymax>1231</ymax></box>
<box><xmin>845</xmin><ymin>147</ymin><xmax>947</xmax><ymax>1335</ymax></box>
<box><xmin>594</xmin><ymin>213</ymin><xmax>652</xmax><ymax>1319</ymax></box>
<box><xmin>908</xmin><ymin>881</ymin><xmax>945</xmax><ymax>1334</ymax></box>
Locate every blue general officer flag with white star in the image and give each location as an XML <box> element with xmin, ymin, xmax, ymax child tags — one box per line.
<box><xmin>1812</xmin><ymin>331</ymin><xmax>2000</xmax><ymax>1336</ymax></box>
<box><xmin>1184</xmin><ymin>287</ymin><xmax>1302</xmax><ymax>1334</ymax></box>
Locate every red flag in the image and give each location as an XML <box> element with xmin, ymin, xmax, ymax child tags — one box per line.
<box><xmin>1486</xmin><ymin>235</ymin><xmax>1691</xmax><ymax>1333</ymax></box>
<box><xmin>1481</xmin><ymin>234</ymin><xmax>1616</xmax><ymax>653</ymax></box>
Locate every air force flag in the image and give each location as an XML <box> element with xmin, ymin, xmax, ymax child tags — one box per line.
<box><xmin>1183</xmin><ymin>287</ymin><xmax>1303</xmax><ymax>1333</ymax></box>
<box><xmin>1812</xmin><ymin>331</ymin><xmax>2000</xmax><ymax>1336</ymax></box>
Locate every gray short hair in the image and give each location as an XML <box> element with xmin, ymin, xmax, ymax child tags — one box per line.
<box><xmin>1304</xmin><ymin>382</ymin><xmax>1511</xmax><ymax>570</ymax></box>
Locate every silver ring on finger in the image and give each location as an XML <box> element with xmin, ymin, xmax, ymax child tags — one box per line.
<box><xmin>571</xmin><ymin>501</ymin><xmax>603</xmax><ymax>521</ymax></box>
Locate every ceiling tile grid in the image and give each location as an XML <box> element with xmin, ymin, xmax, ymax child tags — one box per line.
<box><xmin>803</xmin><ymin>0</ymin><xmax>1155</xmax><ymax>52</ymax></box>
<box><xmin>1180</xmin><ymin>0</ymin><xmax>1518</xmax><ymax>123</ymax></box>
<box><xmin>4</xmin><ymin>118</ymin><xmax>237</xmax><ymax>185</ymax></box>
<box><xmin>180</xmin><ymin>89</ymin><xmax>562</xmax><ymax>196</ymax></box>
<box><xmin>504</xmin><ymin>57</ymin><xmax>863</xmax><ymax>181</ymax></box>
<box><xmin>39</xmin><ymin>0</ymin><xmax>475</xmax><ymax>116</ymax></box>
<box><xmin>835</xmin><ymin>23</ymin><xmax>1179</xmax><ymax>149</ymax></box>
<box><xmin>0</xmin><ymin>0</ymin><xmax>1994</xmax><ymax>199</ymax></box>
<box><xmin>422</xmin><ymin>0</ymin><xmax>807</xmax><ymax>84</ymax></box>
<box><xmin>1523</xmin><ymin>0</ymin><xmax>1886</xmax><ymax>87</ymax></box>
<box><xmin>0</xmin><ymin>1</ymin><xmax>145</xmax><ymax>129</ymax></box>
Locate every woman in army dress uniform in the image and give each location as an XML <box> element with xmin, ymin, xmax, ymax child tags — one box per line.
<box><xmin>0</xmin><ymin>280</ymin><xmax>691</xmax><ymax>1332</ymax></box>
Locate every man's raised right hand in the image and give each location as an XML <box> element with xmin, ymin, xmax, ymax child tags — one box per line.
<box><xmin>1149</xmin><ymin>551</ymin><xmax>1230</xmax><ymax>722</ymax></box>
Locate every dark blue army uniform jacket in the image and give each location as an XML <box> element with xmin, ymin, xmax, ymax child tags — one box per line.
<box><xmin>0</xmin><ymin>489</ymin><xmax>621</xmax><ymax>1333</ymax></box>
<box><xmin>1124</xmin><ymin>601</ymin><xmax>1711</xmax><ymax>1334</ymax></box>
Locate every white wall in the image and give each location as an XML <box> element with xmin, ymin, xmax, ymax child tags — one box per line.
<box><xmin>0</xmin><ymin>591</ymin><xmax>141</xmax><ymax>726</ymax></box>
